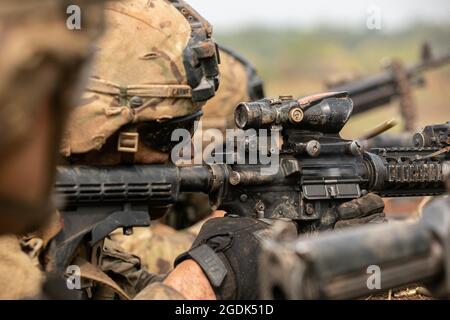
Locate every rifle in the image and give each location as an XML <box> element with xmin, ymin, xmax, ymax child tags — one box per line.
<box><xmin>52</xmin><ymin>92</ymin><xmax>450</xmax><ymax>269</ymax></box>
<box><xmin>326</xmin><ymin>44</ymin><xmax>450</xmax><ymax>130</ymax></box>
<box><xmin>259</xmin><ymin>195</ymin><xmax>450</xmax><ymax>300</ymax></box>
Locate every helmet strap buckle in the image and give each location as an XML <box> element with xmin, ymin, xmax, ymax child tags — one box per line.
<box><xmin>117</xmin><ymin>131</ymin><xmax>139</xmax><ymax>153</ymax></box>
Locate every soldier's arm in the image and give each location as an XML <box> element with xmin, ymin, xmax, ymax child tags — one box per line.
<box><xmin>163</xmin><ymin>260</ymin><xmax>216</xmax><ymax>300</ymax></box>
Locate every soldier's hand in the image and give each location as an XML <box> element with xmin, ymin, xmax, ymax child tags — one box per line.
<box><xmin>174</xmin><ymin>216</ymin><xmax>296</xmax><ymax>300</ymax></box>
<box><xmin>334</xmin><ymin>193</ymin><xmax>386</xmax><ymax>229</ymax></box>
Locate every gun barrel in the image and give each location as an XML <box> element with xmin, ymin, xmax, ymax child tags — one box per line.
<box><xmin>328</xmin><ymin>52</ymin><xmax>450</xmax><ymax>114</ymax></box>
<box><xmin>260</xmin><ymin>217</ymin><xmax>445</xmax><ymax>299</ymax></box>
<box><xmin>411</xmin><ymin>52</ymin><xmax>450</xmax><ymax>76</ymax></box>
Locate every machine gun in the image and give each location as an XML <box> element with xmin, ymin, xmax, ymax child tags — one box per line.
<box><xmin>326</xmin><ymin>44</ymin><xmax>450</xmax><ymax>130</ymax></box>
<box><xmin>52</xmin><ymin>92</ymin><xmax>450</xmax><ymax>269</ymax></box>
<box><xmin>259</xmin><ymin>195</ymin><xmax>450</xmax><ymax>300</ymax></box>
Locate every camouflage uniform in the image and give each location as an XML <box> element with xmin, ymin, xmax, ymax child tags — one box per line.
<box><xmin>0</xmin><ymin>0</ymin><xmax>104</xmax><ymax>299</ymax></box>
<box><xmin>121</xmin><ymin>47</ymin><xmax>266</xmax><ymax>274</ymax></box>
<box><xmin>57</xmin><ymin>0</ymin><xmax>220</xmax><ymax>299</ymax></box>
<box><xmin>113</xmin><ymin>210</ymin><xmax>226</xmax><ymax>274</ymax></box>
<box><xmin>111</xmin><ymin>223</ymin><xmax>196</xmax><ymax>275</ymax></box>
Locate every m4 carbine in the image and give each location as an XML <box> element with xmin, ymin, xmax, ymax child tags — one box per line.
<box><xmin>53</xmin><ymin>92</ymin><xmax>450</xmax><ymax>268</ymax></box>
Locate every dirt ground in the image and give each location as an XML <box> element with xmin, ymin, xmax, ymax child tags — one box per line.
<box><xmin>365</xmin><ymin>285</ymin><xmax>433</xmax><ymax>300</ymax></box>
<box><xmin>375</xmin><ymin>198</ymin><xmax>434</xmax><ymax>300</ymax></box>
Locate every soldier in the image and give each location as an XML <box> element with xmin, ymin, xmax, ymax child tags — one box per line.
<box><xmin>21</xmin><ymin>0</ymin><xmax>249</xmax><ymax>301</ymax></box>
<box><xmin>56</xmin><ymin>0</ymin><xmax>387</xmax><ymax>300</ymax></box>
<box><xmin>115</xmin><ymin>46</ymin><xmax>265</xmax><ymax>275</ymax></box>
<box><xmin>56</xmin><ymin>0</ymin><xmax>221</xmax><ymax>299</ymax></box>
<box><xmin>0</xmin><ymin>0</ymin><xmax>104</xmax><ymax>299</ymax></box>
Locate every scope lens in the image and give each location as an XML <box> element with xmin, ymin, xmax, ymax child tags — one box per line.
<box><xmin>235</xmin><ymin>103</ymin><xmax>250</xmax><ymax>129</ymax></box>
<box><xmin>413</xmin><ymin>132</ymin><xmax>425</xmax><ymax>148</ymax></box>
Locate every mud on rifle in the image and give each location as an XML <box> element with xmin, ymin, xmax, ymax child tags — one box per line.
<box><xmin>53</xmin><ymin>93</ymin><xmax>450</xmax><ymax>268</ymax></box>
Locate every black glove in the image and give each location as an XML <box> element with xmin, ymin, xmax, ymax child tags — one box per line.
<box><xmin>174</xmin><ymin>216</ymin><xmax>295</xmax><ymax>300</ymax></box>
<box><xmin>334</xmin><ymin>193</ymin><xmax>386</xmax><ymax>228</ymax></box>
<box><xmin>174</xmin><ymin>195</ymin><xmax>384</xmax><ymax>299</ymax></box>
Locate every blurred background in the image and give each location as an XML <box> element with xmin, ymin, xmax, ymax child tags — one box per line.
<box><xmin>190</xmin><ymin>0</ymin><xmax>450</xmax><ymax>138</ymax></box>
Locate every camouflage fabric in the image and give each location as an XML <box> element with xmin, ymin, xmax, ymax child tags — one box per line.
<box><xmin>61</xmin><ymin>0</ymin><xmax>219</xmax><ymax>156</ymax></box>
<box><xmin>112</xmin><ymin>223</ymin><xmax>196</xmax><ymax>274</ymax></box>
<box><xmin>0</xmin><ymin>235</ymin><xmax>43</xmax><ymax>299</ymax></box>
<box><xmin>112</xmin><ymin>211</ymin><xmax>225</xmax><ymax>275</ymax></box>
<box><xmin>55</xmin><ymin>0</ymin><xmax>219</xmax><ymax>300</ymax></box>
<box><xmin>88</xmin><ymin>238</ymin><xmax>164</xmax><ymax>299</ymax></box>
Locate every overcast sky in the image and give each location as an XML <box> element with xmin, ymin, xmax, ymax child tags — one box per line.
<box><xmin>188</xmin><ymin>0</ymin><xmax>450</xmax><ymax>32</ymax></box>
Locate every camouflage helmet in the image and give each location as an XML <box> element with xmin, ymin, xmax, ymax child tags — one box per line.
<box><xmin>61</xmin><ymin>0</ymin><xmax>220</xmax><ymax>157</ymax></box>
<box><xmin>0</xmin><ymin>0</ymin><xmax>104</xmax><ymax>233</ymax></box>
<box><xmin>201</xmin><ymin>45</ymin><xmax>265</xmax><ymax>132</ymax></box>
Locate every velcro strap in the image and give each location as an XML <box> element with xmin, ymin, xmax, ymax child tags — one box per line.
<box><xmin>86</xmin><ymin>78</ymin><xmax>192</xmax><ymax>98</ymax></box>
<box><xmin>186</xmin><ymin>244</ymin><xmax>227</xmax><ymax>288</ymax></box>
